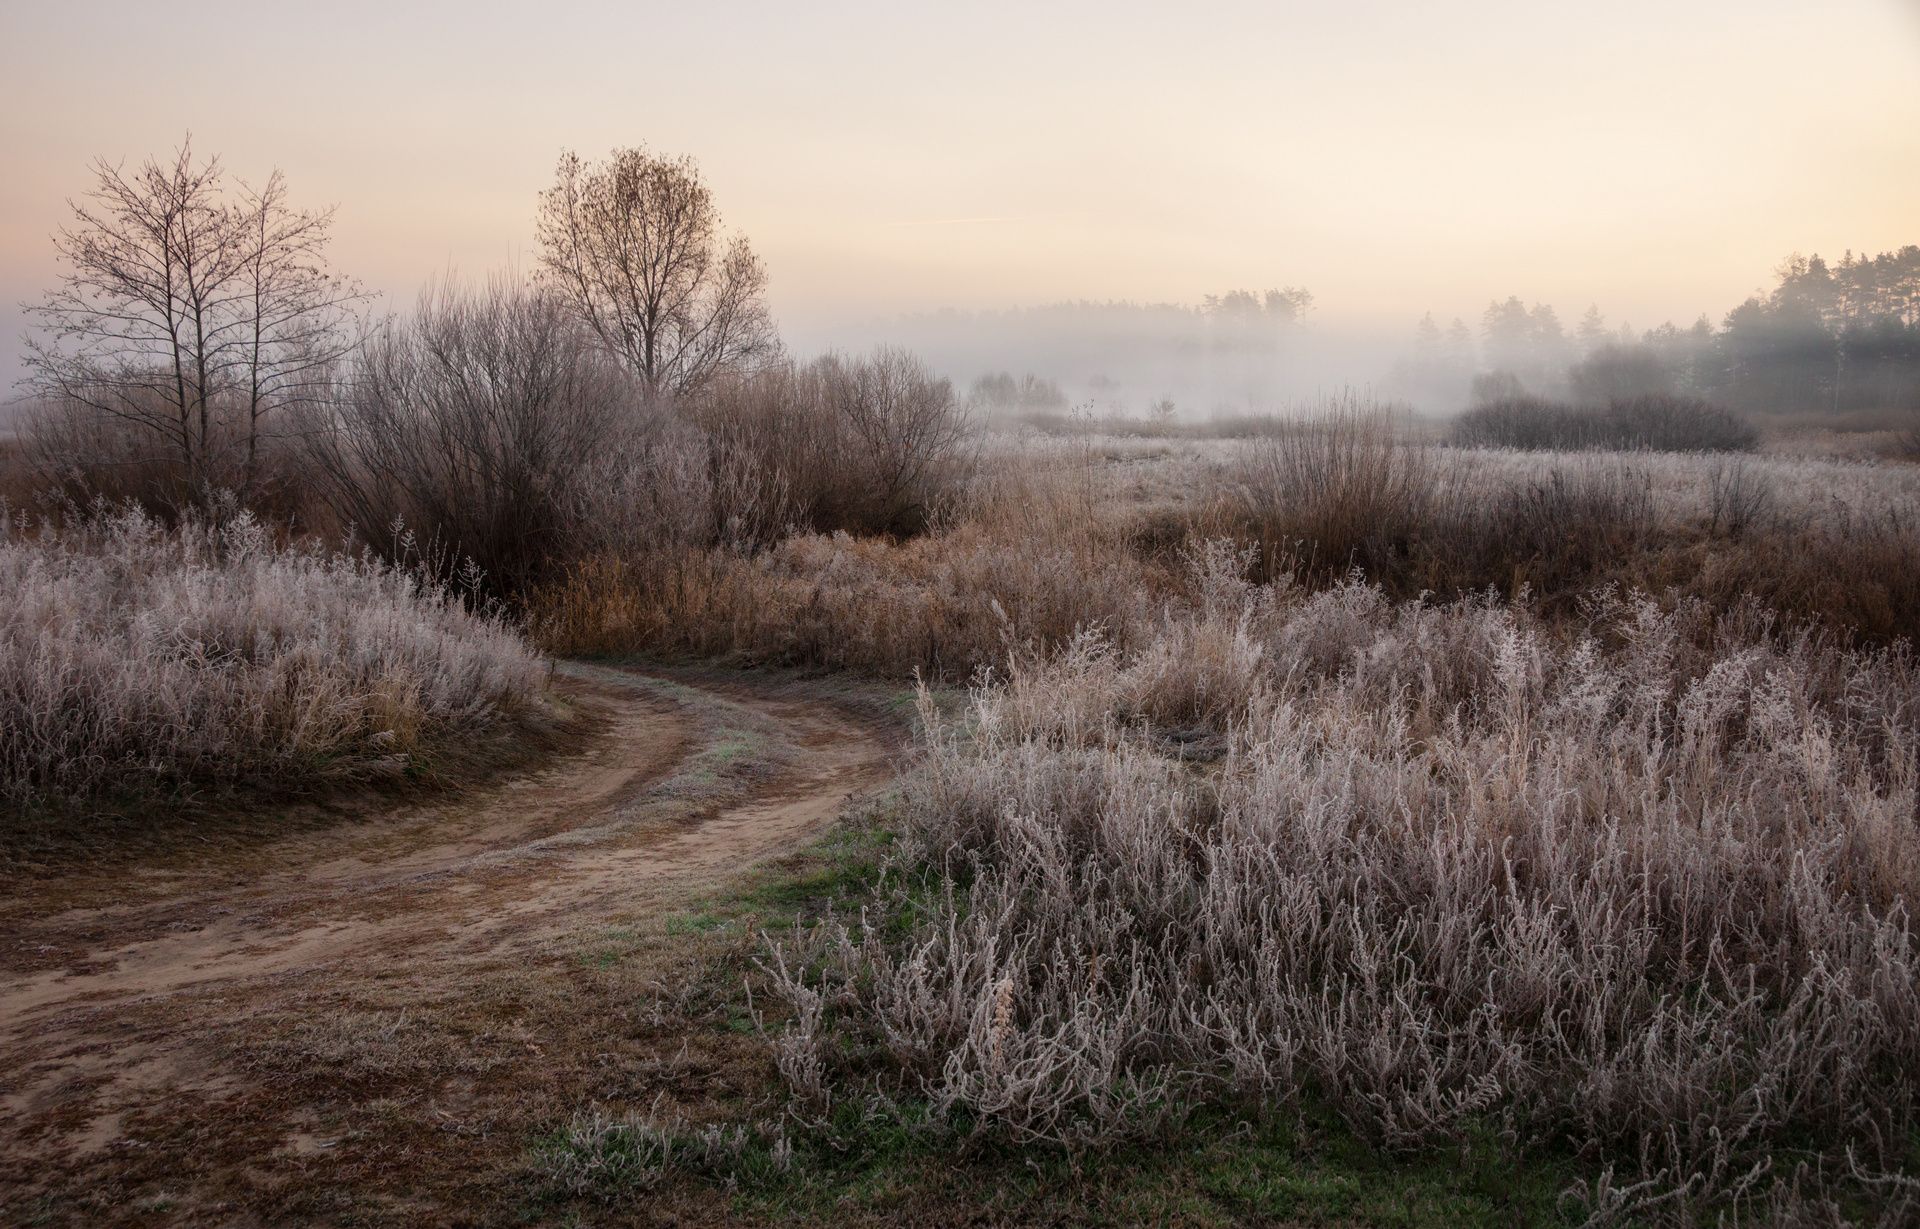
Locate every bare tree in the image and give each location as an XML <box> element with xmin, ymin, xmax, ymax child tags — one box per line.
<box><xmin>22</xmin><ymin>139</ymin><xmax>367</xmax><ymax>496</ymax></box>
<box><xmin>536</xmin><ymin>147</ymin><xmax>778</xmax><ymax>398</ymax></box>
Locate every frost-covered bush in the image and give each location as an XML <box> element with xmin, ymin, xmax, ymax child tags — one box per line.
<box><xmin>0</xmin><ymin>505</ymin><xmax>547</xmax><ymax>807</ymax></box>
<box><xmin>763</xmin><ymin>547</ymin><xmax>1920</xmax><ymax>1220</ymax></box>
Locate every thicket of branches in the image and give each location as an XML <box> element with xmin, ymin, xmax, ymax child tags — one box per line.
<box><xmin>688</xmin><ymin>348</ymin><xmax>973</xmax><ymax>537</ymax></box>
<box><xmin>1453</xmin><ymin>393</ymin><xmax>1759</xmax><ymax>453</ymax></box>
<box><xmin>302</xmin><ymin>277</ymin><xmax>641</xmax><ymax>594</ymax></box>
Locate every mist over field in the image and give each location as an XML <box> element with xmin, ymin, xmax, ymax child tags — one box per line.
<box><xmin>810</xmin><ymin>257</ymin><xmax>1920</xmax><ymax>424</ymax></box>
<box><xmin>7</xmin><ymin>1</ymin><xmax>1920</xmax><ymax>410</ymax></box>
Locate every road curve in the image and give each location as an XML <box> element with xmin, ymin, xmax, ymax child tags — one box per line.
<box><xmin>0</xmin><ymin>662</ymin><xmax>898</xmax><ymax>1212</ymax></box>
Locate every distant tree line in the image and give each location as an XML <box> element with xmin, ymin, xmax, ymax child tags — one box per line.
<box><xmin>1202</xmin><ymin>287</ymin><xmax>1314</xmax><ymax>325</ymax></box>
<box><xmin>1400</xmin><ymin>247</ymin><xmax>1920</xmax><ymax>414</ymax></box>
<box><xmin>1706</xmin><ymin>249</ymin><xmax>1920</xmax><ymax>412</ymax></box>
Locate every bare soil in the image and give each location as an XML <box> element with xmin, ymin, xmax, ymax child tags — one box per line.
<box><xmin>0</xmin><ymin>662</ymin><xmax>897</xmax><ymax>1227</ymax></box>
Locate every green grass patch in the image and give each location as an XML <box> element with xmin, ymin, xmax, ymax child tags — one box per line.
<box><xmin>534</xmin><ymin>1101</ymin><xmax>1581</xmax><ymax>1227</ymax></box>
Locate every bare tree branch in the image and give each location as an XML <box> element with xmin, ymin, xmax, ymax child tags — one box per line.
<box><xmin>20</xmin><ymin>137</ymin><xmax>373</xmax><ymax>498</ymax></box>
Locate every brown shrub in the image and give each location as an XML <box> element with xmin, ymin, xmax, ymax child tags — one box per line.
<box><xmin>1602</xmin><ymin>393</ymin><xmax>1759</xmax><ymax>452</ymax></box>
<box><xmin>1226</xmin><ymin>402</ymin><xmax>1433</xmax><ymax>583</ymax></box>
<box><xmin>1451</xmin><ymin>395</ymin><xmax>1594</xmax><ymax>450</ymax></box>
<box><xmin>1691</xmin><ymin>510</ymin><xmax>1920</xmax><ymax>644</ymax></box>
<box><xmin>1414</xmin><ymin>461</ymin><xmax>1658</xmax><ymax>607</ymax></box>
<box><xmin>688</xmin><ymin>348</ymin><xmax>973</xmax><ymax>538</ymax></box>
<box><xmin>303</xmin><ymin>277</ymin><xmax>640</xmax><ymax>595</ymax></box>
<box><xmin>1455</xmin><ymin>394</ymin><xmax>1758</xmax><ymax>453</ymax></box>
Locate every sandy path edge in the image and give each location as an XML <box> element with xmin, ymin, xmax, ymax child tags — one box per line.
<box><xmin>0</xmin><ymin>661</ymin><xmax>898</xmax><ymax>1204</ymax></box>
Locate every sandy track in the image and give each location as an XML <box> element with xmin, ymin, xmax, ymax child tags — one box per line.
<box><xmin>0</xmin><ymin>662</ymin><xmax>897</xmax><ymax>1223</ymax></box>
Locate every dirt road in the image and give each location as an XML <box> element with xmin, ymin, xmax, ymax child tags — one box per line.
<box><xmin>0</xmin><ymin>662</ymin><xmax>898</xmax><ymax>1226</ymax></box>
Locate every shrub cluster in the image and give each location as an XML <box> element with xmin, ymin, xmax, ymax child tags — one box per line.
<box><xmin>1228</xmin><ymin>406</ymin><xmax>1432</xmax><ymax>580</ymax></box>
<box><xmin>1455</xmin><ymin>393</ymin><xmax>1758</xmax><ymax>453</ymax></box>
<box><xmin>19</xmin><ymin>279</ymin><xmax>978</xmax><ymax>605</ymax></box>
<box><xmin>303</xmin><ymin>278</ymin><xmax>639</xmax><ymax>594</ymax></box>
<box><xmin>1221</xmin><ymin>410</ymin><xmax>1662</xmax><ymax>606</ymax></box>
<box><xmin>687</xmin><ymin>347</ymin><xmax>973</xmax><ymax>539</ymax></box>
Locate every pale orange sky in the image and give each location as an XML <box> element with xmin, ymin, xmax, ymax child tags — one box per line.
<box><xmin>4</xmin><ymin>0</ymin><xmax>1919</xmax><ymax>387</ymax></box>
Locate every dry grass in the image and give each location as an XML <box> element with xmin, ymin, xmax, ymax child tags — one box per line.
<box><xmin>1755</xmin><ymin>407</ymin><xmax>1920</xmax><ymax>461</ymax></box>
<box><xmin>11</xmin><ymin>398</ymin><xmax>1920</xmax><ymax>1221</ymax></box>
<box><xmin>498</xmin><ymin>409</ymin><xmax>1920</xmax><ymax>1220</ymax></box>
<box><xmin>759</xmin><ymin>552</ymin><xmax>1920</xmax><ymax>1220</ymax></box>
<box><xmin>0</xmin><ymin>503</ymin><xmax>547</xmax><ymax>811</ymax></box>
<box><xmin>533</xmin><ymin>413</ymin><xmax>1920</xmax><ymax>674</ymax></box>
<box><xmin>521</xmin><ymin>415</ymin><xmax>1920</xmax><ymax>1217</ymax></box>
<box><xmin>533</xmin><ymin>526</ymin><xmax>1173</xmax><ymax>676</ymax></box>
<box><xmin>531</xmin><ymin>425</ymin><xmax>1172</xmax><ymax>675</ymax></box>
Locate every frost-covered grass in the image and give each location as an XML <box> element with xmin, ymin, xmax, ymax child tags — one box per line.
<box><xmin>761</xmin><ymin>545</ymin><xmax>1920</xmax><ymax>1222</ymax></box>
<box><xmin>0</xmin><ymin>506</ymin><xmax>548</xmax><ymax>810</ymax></box>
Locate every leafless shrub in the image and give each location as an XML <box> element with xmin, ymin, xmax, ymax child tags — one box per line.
<box><xmin>1420</xmin><ymin>461</ymin><xmax>1656</xmax><ymax>605</ymax></box>
<box><xmin>1602</xmin><ymin>394</ymin><xmax>1759</xmax><ymax>453</ymax></box>
<box><xmin>304</xmin><ymin>276</ymin><xmax>640</xmax><ymax>593</ymax></box>
<box><xmin>1456</xmin><ymin>395</ymin><xmax>1757</xmax><ymax>453</ymax></box>
<box><xmin>1453</xmin><ymin>395</ymin><xmax>1594</xmax><ymax>450</ymax></box>
<box><xmin>1229</xmin><ymin>400</ymin><xmax>1433</xmax><ymax>580</ymax></box>
<box><xmin>16</xmin><ymin>394</ymin><xmax>206</xmax><ymax>512</ymax></box>
<box><xmin>816</xmin><ymin>348</ymin><xmax>975</xmax><ymax>534</ymax></box>
<box><xmin>1707</xmin><ymin>458</ymin><xmax>1778</xmax><ymax>538</ymax></box>
<box><xmin>689</xmin><ymin>347</ymin><xmax>973</xmax><ymax>538</ymax></box>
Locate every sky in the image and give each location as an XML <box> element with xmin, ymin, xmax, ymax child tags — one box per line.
<box><xmin>4</xmin><ymin>0</ymin><xmax>1919</xmax><ymax>394</ymax></box>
